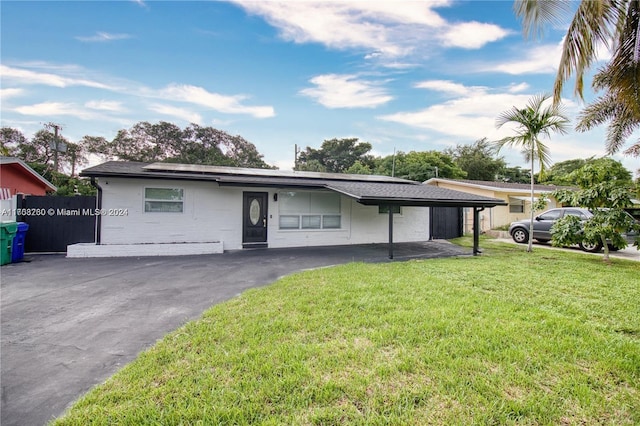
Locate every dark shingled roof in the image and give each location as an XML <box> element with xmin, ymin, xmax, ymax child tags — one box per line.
<box><xmin>81</xmin><ymin>161</ymin><xmax>506</xmax><ymax>208</ymax></box>
<box><xmin>326</xmin><ymin>182</ymin><xmax>506</xmax><ymax>207</ymax></box>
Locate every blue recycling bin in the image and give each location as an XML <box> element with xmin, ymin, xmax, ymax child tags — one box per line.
<box><xmin>11</xmin><ymin>222</ymin><xmax>29</xmax><ymax>263</ymax></box>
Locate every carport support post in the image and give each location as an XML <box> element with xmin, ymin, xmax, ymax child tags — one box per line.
<box><xmin>388</xmin><ymin>205</ymin><xmax>394</xmax><ymax>259</ymax></box>
<box><xmin>473</xmin><ymin>207</ymin><xmax>484</xmax><ymax>256</ymax></box>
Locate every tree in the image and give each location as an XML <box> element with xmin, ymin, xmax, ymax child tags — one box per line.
<box><xmin>0</xmin><ymin>127</ymin><xmax>25</xmax><ymax>156</ymax></box>
<box><xmin>446</xmin><ymin>138</ymin><xmax>506</xmax><ymax>181</ymax></box>
<box><xmin>295</xmin><ymin>138</ymin><xmax>374</xmax><ymax>173</ymax></box>
<box><xmin>374</xmin><ymin>150</ymin><xmax>466</xmax><ymax>181</ymax></box>
<box><xmin>496</xmin><ymin>166</ymin><xmax>531</xmax><ymax>184</ymax></box>
<box><xmin>575</xmin><ymin>66</ymin><xmax>640</xmax><ymax>157</ymax></box>
<box><xmin>551</xmin><ymin>160</ymin><xmax>639</xmax><ymax>262</ymax></box>
<box><xmin>345</xmin><ymin>160</ymin><xmax>373</xmax><ymax>175</ymax></box>
<box><xmin>495</xmin><ymin>93</ymin><xmax>571</xmax><ymax>252</ymax></box>
<box><xmin>514</xmin><ymin>0</ymin><xmax>640</xmax><ymax>157</ymax></box>
<box><xmin>540</xmin><ymin>158</ymin><xmax>588</xmax><ymax>185</ymax></box>
<box><xmin>542</xmin><ymin>157</ymin><xmax>632</xmax><ymax>186</ymax></box>
<box><xmin>84</xmin><ymin>121</ymin><xmax>274</xmax><ymax>169</ymax></box>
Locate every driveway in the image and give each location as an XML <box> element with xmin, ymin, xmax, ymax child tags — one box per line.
<box><xmin>1</xmin><ymin>241</ymin><xmax>467</xmax><ymax>426</ymax></box>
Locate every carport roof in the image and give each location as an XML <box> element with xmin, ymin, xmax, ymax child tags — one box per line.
<box><xmin>81</xmin><ymin>161</ymin><xmax>506</xmax><ymax>208</ymax></box>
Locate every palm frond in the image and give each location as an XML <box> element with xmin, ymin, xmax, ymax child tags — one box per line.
<box><xmin>514</xmin><ymin>0</ymin><xmax>571</xmax><ymax>39</ymax></box>
<box><xmin>553</xmin><ymin>0</ymin><xmax>620</xmax><ymax>102</ymax></box>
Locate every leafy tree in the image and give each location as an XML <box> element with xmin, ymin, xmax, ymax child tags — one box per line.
<box><xmin>542</xmin><ymin>157</ymin><xmax>632</xmax><ymax>186</ymax></box>
<box><xmin>496</xmin><ymin>166</ymin><xmax>531</xmax><ymax>184</ymax></box>
<box><xmin>551</xmin><ymin>160</ymin><xmax>639</xmax><ymax>262</ymax></box>
<box><xmin>495</xmin><ymin>93</ymin><xmax>571</xmax><ymax>252</ymax></box>
<box><xmin>540</xmin><ymin>158</ymin><xmax>588</xmax><ymax>185</ymax></box>
<box><xmin>375</xmin><ymin>150</ymin><xmax>466</xmax><ymax>182</ymax></box>
<box><xmin>296</xmin><ymin>138</ymin><xmax>374</xmax><ymax>173</ymax></box>
<box><xmin>0</xmin><ymin>127</ymin><xmax>25</xmax><ymax>156</ymax></box>
<box><xmin>515</xmin><ymin>0</ymin><xmax>640</xmax><ymax>157</ymax></box>
<box><xmin>84</xmin><ymin>121</ymin><xmax>274</xmax><ymax>169</ymax></box>
<box><xmin>446</xmin><ymin>138</ymin><xmax>506</xmax><ymax>181</ymax></box>
<box><xmin>345</xmin><ymin>160</ymin><xmax>373</xmax><ymax>175</ymax></box>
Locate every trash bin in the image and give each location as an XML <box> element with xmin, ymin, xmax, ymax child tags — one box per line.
<box><xmin>1</xmin><ymin>222</ymin><xmax>17</xmax><ymax>266</ymax></box>
<box><xmin>11</xmin><ymin>222</ymin><xmax>29</xmax><ymax>263</ymax></box>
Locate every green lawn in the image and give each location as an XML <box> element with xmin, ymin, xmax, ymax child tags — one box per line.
<box><xmin>54</xmin><ymin>239</ymin><xmax>640</xmax><ymax>425</ymax></box>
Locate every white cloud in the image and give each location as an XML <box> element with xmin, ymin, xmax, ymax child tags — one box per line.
<box><xmin>414</xmin><ymin>80</ymin><xmax>486</xmax><ymax>96</ymax></box>
<box><xmin>233</xmin><ymin>1</ymin><xmax>508</xmax><ymax>59</ymax></box>
<box><xmin>0</xmin><ymin>64</ymin><xmax>113</xmax><ymax>89</ymax></box>
<box><xmin>483</xmin><ymin>42</ymin><xmax>561</xmax><ymax>75</ymax></box>
<box><xmin>85</xmin><ymin>100</ymin><xmax>126</xmax><ymax>112</ymax></box>
<box><xmin>155</xmin><ymin>84</ymin><xmax>275</xmax><ymax>118</ymax></box>
<box><xmin>14</xmin><ymin>102</ymin><xmax>100</xmax><ymax>120</ymax></box>
<box><xmin>0</xmin><ymin>88</ymin><xmax>24</xmax><ymax>100</ymax></box>
<box><xmin>2</xmin><ymin>62</ymin><xmax>275</xmax><ymax>119</ymax></box>
<box><xmin>440</xmin><ymin>21</ymin><xmax>511</xmax><ymax>49</ymax></box>
<box><xmin>379</xmin><ymin>82</ymin><xmax>533</xmax><ymax>140</ymax></box>
<box><xmin>508</xmin><ymin>82</ymin><xmax>530</xmax><ymax>93</ymax></box>
<box><xmin>300</xmin><ymin>74</ymin><xmax>393</xmax><ymax>108</ymax></box>
<box><xmin>148</xmin><ymin>103</ymin><xmax>202</xmax><ymax>124</ymax></box>
<box><xmin>75</xmin><ymin>32</ymin><xmax>132</xmax><ymax>42</ymax></box>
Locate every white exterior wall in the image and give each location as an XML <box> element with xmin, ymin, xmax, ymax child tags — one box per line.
<box><xmin>269</xmin><ymin>198</ymin><xmax>430</xmax><ymax>248</ymax></box>
<box><xmin>99</xmin><ymin>178</ymin><xmax>430</xmax><ymax>251</ymax></box>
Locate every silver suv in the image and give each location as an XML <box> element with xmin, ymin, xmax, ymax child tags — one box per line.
<box><xmin>507</xmin><ymin>207</ymin><xmax>632</xmax><ymax>252</ymax></box>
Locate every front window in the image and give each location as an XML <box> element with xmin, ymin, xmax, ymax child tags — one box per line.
<box><xmin>509</xmin><ymin>197</ymin><xmax>524</xmax><ymax>213</ymax></box>
<box><xmin>278</xmin><ymin>191</ymin><xmax>341</xmax><ymax>230</ymax></box>
<box><xmin>144</xmin><ymin>188</ymin><xmax>184</xmax><ymax>213</ymax></box>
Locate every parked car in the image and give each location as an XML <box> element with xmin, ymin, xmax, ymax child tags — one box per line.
<box><xmin>508</xmin><ymin>207</ymin><xmax>637</xmax><ymax>253</ymax></box>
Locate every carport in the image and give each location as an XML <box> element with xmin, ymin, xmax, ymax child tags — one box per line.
<box><xmin>323</xmin><ymin>181</ymin><xmax>507</xmax><ymax>258</ymax></box>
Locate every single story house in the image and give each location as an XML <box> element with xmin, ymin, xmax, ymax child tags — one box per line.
<box><xmin>1</xmin><ymin>157</ymin><xmax>57</xmax><ymax>222</ymax></box>
<box><xmin>71</xmin><ymin>161</ymin><xmax>506</xmax><ymax>258</ymax></box>
<box><xmin>424</xmin><ymin>178</ymin><xmax>563</xmax><ymax>233</ymax></box>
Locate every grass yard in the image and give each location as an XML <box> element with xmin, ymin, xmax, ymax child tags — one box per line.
<box><xmin>54</xmin><ymin>239</ymin><xmax>640</xmax><ymax>425</ymax></box>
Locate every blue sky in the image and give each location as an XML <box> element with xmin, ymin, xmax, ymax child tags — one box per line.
<box><xmin>1</xmin><ymin>1</ymin><xmax>637</xmax><ymax>175</ymax></box>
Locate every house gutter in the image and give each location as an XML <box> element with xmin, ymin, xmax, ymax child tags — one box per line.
<box><xmin>90</xmin><ymin>177</ymin><xmax>102</xmax><ymax>245</ymax></box>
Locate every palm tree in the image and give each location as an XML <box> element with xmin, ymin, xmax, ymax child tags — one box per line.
<box><xmin>576</xmin><ymin>66</ymin><xmax>640</xmax><ymax>157</ymax></box>
<box><xmin>495</xmin><ymin>94</ymin><xmax>570</xmax><ymax>252</ymax></box>
<box><xmin>514</xmin><ymin>0</ymin><xmax>640</xmax><ymax>157</ymax></box>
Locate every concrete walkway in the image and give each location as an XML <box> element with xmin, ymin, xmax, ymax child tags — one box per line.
<box><xmin>1</xmin><ymin>241</ymin><xmax>468</xmax><ymax>426</ymax></box>
<box><xmin>492</xmin><ymin>238</ymin><xmax>640</xmax><ymax>262</ymax></box>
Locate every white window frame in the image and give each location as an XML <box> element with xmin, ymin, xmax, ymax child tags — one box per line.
<box><xmin>278</xmin><ymin>191</ymin><xmax>341</xmax><ymax>230</ymax></box>
<box><xmin>144</xmin><ymin>187</ymin><xmax>184</xmax><ymax>213</ymax></box>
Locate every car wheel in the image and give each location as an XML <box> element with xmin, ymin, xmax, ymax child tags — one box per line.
<box><xmin>511</xmin><ymin>228</ymin><xmax>529</xmax><ymax>244</ymax></box>
<box><xmin>607</xmin><ymin>244</ymin><xmax>620</xmax><ymax>252</ymax></box>
<box><xmin>579</xmin><ymin>241</ymin><xmax>603</xmax><ymax>253</ymax></box>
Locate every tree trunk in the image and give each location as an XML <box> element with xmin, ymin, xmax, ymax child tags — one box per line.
<box><xmin>601</xmin><ymin>234</ymin><xmax>610</xmax><ymax>262</ymax></box>
<box><xmin>528</xmin><ymin>154</ymin><xmax>535</xmax><ymax>252</ymax></box>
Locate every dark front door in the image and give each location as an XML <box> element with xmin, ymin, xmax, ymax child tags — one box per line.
<box><xmin>242</xmin><ymin>192</ymin><xmax>268</xmax><ymax>247</ymax></box>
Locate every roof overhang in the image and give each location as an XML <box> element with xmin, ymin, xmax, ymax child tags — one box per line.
<box><xmin>81</xmin><ymin>161</ymin><xmax>507</xmax><ymax>208</ymax></box>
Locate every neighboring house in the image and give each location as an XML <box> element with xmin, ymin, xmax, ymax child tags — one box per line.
<box><xmin>72</xmin><ymin>161</ymin><xmax>505</xmax><ymax>257</ymax></box>
<box><xmin>0</xmin><ymin>157</ymin><xmax>57</xmax><ymax>197</ymax></box>
<box><xmin>425</xmin><ymin>178</ymin><xmax>563</xmax><ymax>233</ymax></box>
<box><xmin>1</xmin><ymin>157</ymin><xmax>57</xmax><ymax>222</ymax></box>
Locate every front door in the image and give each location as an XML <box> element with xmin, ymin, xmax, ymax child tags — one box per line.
<box><xmin>242</xmin><ymin>192</ymin><xmax>268</xmax><ymax>247</ymax></box>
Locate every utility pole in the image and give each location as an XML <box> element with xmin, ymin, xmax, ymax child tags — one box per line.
<box><xmin>44</xmin><ymin>122</ymin><xmax>63</xmax><ymax>173</ymax></box>
<box><xmin>294</xmin><ymin>144</ymin><xmax>300</xmax><ymax>169</ymax></box>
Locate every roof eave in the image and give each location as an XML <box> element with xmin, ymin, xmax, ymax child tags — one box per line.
<box><xmin>355</xmin><ymin>197</ymin><xmax>507</xmax><ymax>208</ymax></box>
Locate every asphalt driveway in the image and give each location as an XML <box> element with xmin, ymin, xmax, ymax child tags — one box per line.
<box><xmin>1</xmin><ymin>241</ymin><xmax>467</xmax><ymax>426</ymax></box>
